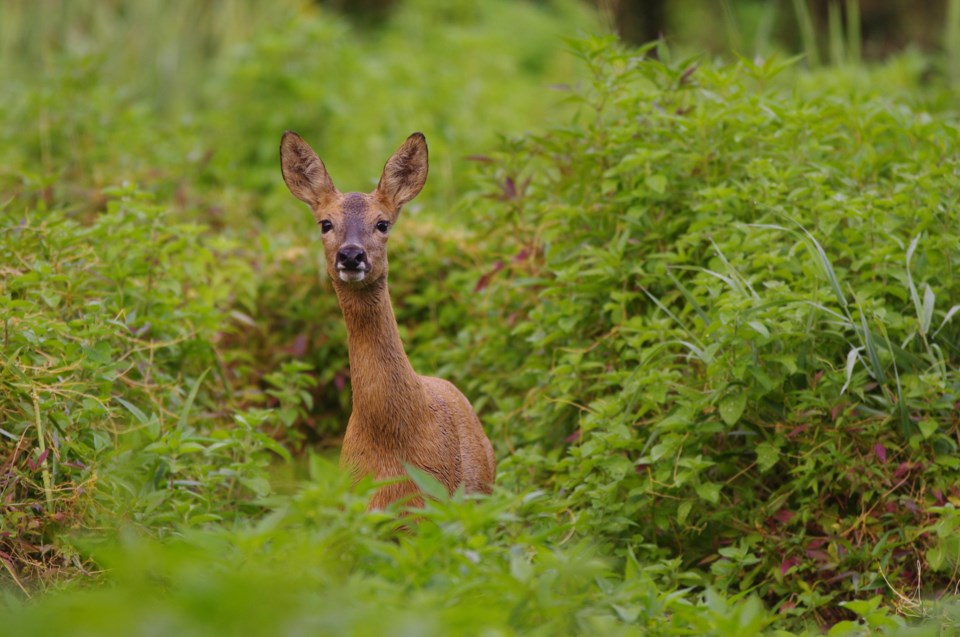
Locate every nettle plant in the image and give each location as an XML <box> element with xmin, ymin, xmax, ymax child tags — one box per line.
<box><xmin>0</xmin><ymin>189</ymin><xmax>283</xmax><ymax>580</ymax></box>
<box><xmin>447</xmin><ymin>37</ymin><xmax>960</xmax><ymax>618</ymax></box>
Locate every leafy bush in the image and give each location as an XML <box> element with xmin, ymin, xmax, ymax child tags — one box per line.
<box><xmin>0</xmin><ymin>461</ymin><xmax>882</xmax><ymax>637</ymax></box>
<box><xmin>443</xmin><ymin>37</ymin><xmax>960</xmax><ymax>624</ymax></box>
<box><xmin>0</xmin><ymin>188</ymin><xmax>285</xmax><ymax>581</ymax></box>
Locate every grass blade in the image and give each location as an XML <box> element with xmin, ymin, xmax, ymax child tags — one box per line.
<box><xmin>640</xmin><ymin>287</ymin><xmax>705</xmax><ymax>348</ymax></box>
<box><xmin>858</xmin><ymin>306</ymin><xmax>886</xmax><ymax>385</ymax></box>
<box><xmin>922</xmin><ymin>285</ymin><xmax>935</xmax><ymax>335</ymax></box>
<box><xmin>905</xmin><ymin>233</ymin><xmax>924</xmax><ymax>333</ymax></box>
<box><xmin>933</xmin><ymin>304</ymin><xmax>960</xmax><ymax>339</ymax></box>
<box><xmin>840</xmin><ymin>346</ymin><xmax>864</xmax><ymax>395</ymax></box>
<box><xmin>178</xmin><ymin>368</ymin><xmax>211</xmax><ymax>431</ymax></box>
<box><xmin>32</xmin><ymin>390</ymin><xmax>53</xmax><ymax>508</ymax></box>
<box><xmin>667</xmin><ymin>270</ymin><xmax>710</xmax><ymax>327</ymax></box>
<box><xmin>799</xmin><ymin>225</ymin><xmax>847</xmax><ymax>310</ymax></box>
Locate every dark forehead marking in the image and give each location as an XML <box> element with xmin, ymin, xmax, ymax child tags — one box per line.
<box><xmin>342</xmin><ymin>192</ymin><xmax>368</xmax><ymax>217</ymax></box>
<box><xmin>341</xmin><ymin>192</ymin><xmax>369</xmax><ymax>241</ymax></box>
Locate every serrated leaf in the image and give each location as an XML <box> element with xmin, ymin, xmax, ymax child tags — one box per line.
<box><xmin>747</xmin><ymin>321</ymin><xmax>769</xmax><ymax>338</ymax></box>
<box><xmin>918</xmin><ymin>419</ymin><xmax>938</xmax><ymax>439</ymax></box>
<box><xmin>695</xmin><ymin>482</ymin><xmax>721</xmax><ymax>504</ymax></box>
<box><xmin>755</xmin><ymin>442</ymin><xmax>780</xmax><ymax>473</ymax></box>
<box><xmin>405</xmin><ymin>464</ymin><xmax>450</xmax><ymax>502</ymax></box>
<box><xmin>509</xmin><ymin>547</ymin><xmax>533</xmax><ymax>583</ymax></box>
<box><xmin>827</xmin><ymin>620</ymin><xmax>862</xmax><ymax>636</ymax></box>
<box><xmin>719</xmin><ymin>391</ymin><xmax>747</xmax><ymax>426</ymax></box>
<box><xmin>646</xmin><ymin>173</ymin><xmax>667</xmax><ymax>194</ymax></box>
<box><xmin>840</xmin><ymin>596</ymin><xmax>882</xmax><ymax>617</ymax></box>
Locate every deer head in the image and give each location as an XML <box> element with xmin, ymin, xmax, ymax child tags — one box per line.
<box><xmin>280</xmin><ymin>132</ymin><xmax>429</xmax><ymax>286</ymax></box>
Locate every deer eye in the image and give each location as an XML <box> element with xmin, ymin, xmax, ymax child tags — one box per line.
<box><xmin>319</xmin><ymin>220</ymin><xmax>332</xmax><ymax>234</ymax></box>
<box><xmin>375</xmin><ymin>220</ymin><xmax>390</xmax><ymax>234</ymax></box>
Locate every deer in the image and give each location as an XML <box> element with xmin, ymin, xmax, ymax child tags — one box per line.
<box><xmin>279</xmin><ymin>131</ymin><xmax>496</xmax><ymax>509</ymax></box>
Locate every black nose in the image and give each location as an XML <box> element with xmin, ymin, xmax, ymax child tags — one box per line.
<box><xmin>337</xmin><ymin>245</ymin><xmax>367</xmax><ymax>270</ymax></box>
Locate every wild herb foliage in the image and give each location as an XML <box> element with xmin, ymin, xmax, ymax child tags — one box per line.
<box><xmin>0</xmin><ymin>188</ymin><xmax>286</xmax><ymax>578</ymax></box>
<box><xmin>448</xmin><ymin>37</ymin><xmax>960</xmax><ymax>623</ymax></box>
<box><xmin>1</xmin><ymin>2</ymin><xmax>960</xmax><ymax>635</ymax></box>
<box><xmin>0</xmin><ymin>460</ymin><xmax>801</xmax><ymax>637</ymax></box>
<box><xmin>0</xmin><ymin>0</ymin><xmax>593</xmax><ymax>569</ymax></box>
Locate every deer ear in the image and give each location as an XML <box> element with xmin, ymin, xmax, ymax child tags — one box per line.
<box><xmin>280</xmin><ymin>131</ymin><xmax>338</xmax><ymax>208</ymax></box>
<box><xmin>375</xmin><ymin>132</ymin><xmax>428</xmax><ymax>213</ymax></box>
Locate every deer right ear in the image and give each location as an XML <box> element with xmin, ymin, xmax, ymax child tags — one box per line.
<box><xmin>375</xmin><ymin>132</ymin><xmax>428</xmax><ymax>213</ymax></box>
<box><xmin>280</xmin><ymin>131</ymin><xmax>338</xmax><ymax>208</ymax></box>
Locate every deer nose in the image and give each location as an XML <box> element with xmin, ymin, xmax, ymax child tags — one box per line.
<box><xmin>337</xmin><ymin>245</ymin><xmax>367</xmax><ymax>270</ymax></box>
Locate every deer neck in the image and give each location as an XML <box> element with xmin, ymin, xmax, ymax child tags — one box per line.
<box><xmin>334</xmin><ymin>276</ymin><xmax>425</xmax><ymax>428</ymax></box>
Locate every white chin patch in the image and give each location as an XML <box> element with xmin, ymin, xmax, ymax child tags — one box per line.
<box><xmin>338</xmin><ymin>270</ymin><xmax>367</xmax><ymax>283</ymax></box>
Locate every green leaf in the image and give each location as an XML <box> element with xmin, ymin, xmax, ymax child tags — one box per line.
<box><xmin>404</xmin><ymin>464</ymin><xmax>450</xmax><ymax>502</ymax></box>
<box><xmin>114</xmin><ymin>396</ymin><xmax>148</xmax><ymax>425</ymax></box>
<box><xmin>918</xmin><ymin>419</ymin><xmax>938</xmax><ymax>439</ymax></box>
<box><xmin>747</xmin><ymin>320</ymin><xmax>769</xmax><ymax>338</ymax></box>
<box><xmin>840</xmin><ymin>595</ymin><xmax>882</xmax><ymax>617</ymax></box>
<box><xmin>755</xmin><ymin>442</ymin><xmax>779</xmax><ymax>473</ymax></box>
<box><xmin>695</xmin><ymin>482</ymin><xmax>721</xmax><ymax>504</ymax></box>
<box><xmin>921</xmin><ymin>284</ymin><xmax>935</xmax><ymax>334</ymax></box>
<box><xmin>719</xmin><ymin>391</ymin><xmax>747</xmax><ymax>426</ymax></box>
<box><xmin>646</xmin><ymin>173</ymin><xmax>667</xmax><ymax>194</ymax></box>
<box><xmin>826</xmin><ymin>620</ymin><xmax>863</xmax><ymax>636</ymax></box>
<box><xmin>509</xmin><ymin>547</ymin><xmax>533</xmax><ymax>583</ymax></box>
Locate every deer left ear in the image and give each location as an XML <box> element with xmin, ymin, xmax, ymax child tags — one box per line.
<box><xmin>375</xmin><ymin>132</ymin><xmax>428</xmax><ymax>213</ymax></box>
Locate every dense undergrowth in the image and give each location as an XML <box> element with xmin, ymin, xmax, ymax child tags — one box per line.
<box><xmin>2</xmin><ymin>0</ymin><xmax>959</xmax><ymax>634</ymax></box>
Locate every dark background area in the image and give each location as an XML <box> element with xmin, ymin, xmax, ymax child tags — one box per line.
<box><xmin>324</xmin><ymin>0</ymin><xmax>951</xmax><ymax>59</ymax></box>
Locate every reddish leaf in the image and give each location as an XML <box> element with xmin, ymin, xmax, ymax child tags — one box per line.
<box><xmin>27</xmin><ymin>448</ymin><xmax>50</xmax><ymax>472</ymax></box>
<box><xmin>787</xmin><ymin>424</ymin><xmax>809</xmax><ymax>439</ymax></box>
<box><xmin>811</xmin><ymin>370</ymin><xmax>824</xmax><ymax>389</ymax></box>
<box><xmin>873</xmin><ymin>443</ymin><xmax>887</xmax><ymax>464</ymax></box>
<box><xmin>474</xmin><ymin>260</ymin><xmax>504</xmax><ymax>292</ymax></box>
<box><xmin>286</xmin><ymin>333</ymin><xmax>308</xmax><ymax>357</ymax></box>
<box><xmin>333</xmin><ymin>371</ymin><xmax>347</xmax><ymax>392</ymax></box>
<box><xmin>780</xmin><ymin>556</ymin><xmax>799</xmax><ymax>576</ymax></box>
<box><xmin>565</xmin><ymin>429</ymin><xmax>581</xmax><ymax>444</ymax></box>
<box><xmin>501</xmin><ymin>177</ymin><xmax>517</xmax><ymax>200</ymax></box>
<box><xmin>772</xmin><ymin>509</ymin><xmax>795</xmax><ymax>525</ymax></box>
<box><xmin>805</xmin><ymin>549</ymin><xmax>831</xmax><ymax>563</ymax></box>
<box><xmin>830</xmin><ymin>403</ymin><xmax>845</xmax><ymax>421</ymax></box>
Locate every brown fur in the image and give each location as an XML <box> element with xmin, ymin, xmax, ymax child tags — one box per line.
<box><xmin>280</xmin><ymin>131</ymin><xmax>496</xmax><ymax>509</ymax></box>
